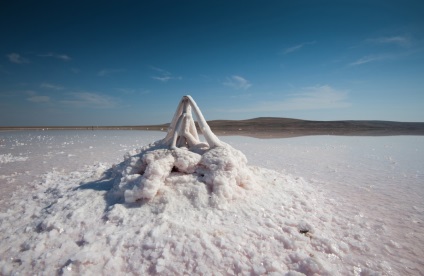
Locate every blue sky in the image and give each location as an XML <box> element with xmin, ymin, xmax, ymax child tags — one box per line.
<box><xmin>1</xmin><ymin>0</ymin><xmax>424</xmax><ymax>126</ymax></box>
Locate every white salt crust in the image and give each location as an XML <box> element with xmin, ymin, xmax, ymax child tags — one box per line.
<box><xmin>0</xmin><ymin>163</ymin><xmax>355</xmax><ymax>275</ymax></box>
<box><xmin>1</xmin><ymin>133</ymin><xmax>423</xmax><ymax>275</ymax></box>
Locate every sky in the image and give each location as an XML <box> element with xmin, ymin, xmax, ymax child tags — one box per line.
<box><xmin>1</xmin><ymin>0</ymin><xmax>424</xmax><ymax>126</ymax></box>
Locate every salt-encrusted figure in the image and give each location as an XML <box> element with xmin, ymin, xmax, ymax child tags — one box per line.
<box><xmin>115</xmin><ymin>96</ymin><xmax>255</xmax><ymax>203</ymax></box>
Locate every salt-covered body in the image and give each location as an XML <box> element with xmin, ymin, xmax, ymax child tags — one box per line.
<box><xmin>120</xmin><ymin>96</ymin><xmax>255</xmax><ymax>204</ymax></box>
<box><xmin>118</xmin><ymin>141</ymin><xmax>255</xmax><ymax>204</ymax></box>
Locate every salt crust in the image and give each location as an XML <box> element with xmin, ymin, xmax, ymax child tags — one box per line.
<box><xmin>0</xmin><ymin>144</ymin><xmax>381</xmax><ymax>275</ymax></box>
<box><xmin>0</xmin><ymin>153</ymin><xmax>28</xmax><ymax>164</ymax></box>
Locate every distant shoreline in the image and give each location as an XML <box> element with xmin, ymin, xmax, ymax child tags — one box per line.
<box><xmin>1</xmin><ymin>117</ymin><xmax>424</xmax><ymax>139</ymax></box>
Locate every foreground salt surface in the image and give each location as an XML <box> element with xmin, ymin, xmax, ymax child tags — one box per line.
<box><xmin>0</xmin><ymin>131</ymin><xmax>423</xmax><ymax>275</ymax></box>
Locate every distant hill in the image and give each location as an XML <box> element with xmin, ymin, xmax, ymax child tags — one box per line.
<box><xmin>139</xmin><ymin>117</ymin><xmax>424</xmax><ymax>138</ymax></box>
<box><xmin>202</xmin><ymin>117</ymin><xmax>424</xmax><ymax>138</ymax></box>
<box><xmin>2</xmin><ymin>117</ymin><xmax>424</xmax><ymax>138</ymax></box>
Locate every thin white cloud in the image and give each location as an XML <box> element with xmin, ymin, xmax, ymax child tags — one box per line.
<box><xmin>27</xmin><ymin>96</ymin><xmax>50</xmax><ymax>103</ymax></box>
<box><xmin>283</xmin><ymin>41</ymin><xmax>316</xmax><ymax>55</ymax></box>
<box><xmin>223</xmin><ymin>75</ymin><xmax>252</xmax><ymax>90</ymax></box>
<box><xmin>229</xmin><ymin>85</ymin><xmax>349</xmax><ymax>112</ymax></box>
<box><xmin>6</xmin><ymin>53</ymin><xmax>29</xmax><ymax>64</ymax></box>
<box><xmin>349</xmin><ymin>54</ymin><xmax>390</xmax><ymax>66</ymax></box>
<box><xmin>97</xmin><ymin>69</ymin><xmax>125</xmax><ymax>77</ymax></box>
<box><xmin>38</xmin><ymin>52</ymin><xmax>71</xmax><ymax>61</ymax></box>
<box><xmin>151</xmin><ymin>76</ymin><xmax>182</xmax><ymax>82</ymax></box>
<box><xmin>61</xmin><ymin>92</ymin><xmax>118</xmax><ymax>108</ymax></box>
<box><xmin>41</xmin><ymin>82</ymin><xmax>64</xmax><ymax>90</ymax></box>
<box><xmin>366</xmin><ymin>36</ymin><xmax>411</xmax><ymax>47</ymax></box>
<box><xmin>349</xmin><ymin>35</ymin><xmax>419</xmax><ymax>66</ymax></box>
<box><xmin>150</xmin><ymin>66</ymin><xmax>182</xmax><ymax>82</ymax></box>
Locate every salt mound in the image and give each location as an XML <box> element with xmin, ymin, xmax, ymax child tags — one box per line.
<box><xmin>2</xmin><ymin>163</ymin><xmax>339</xmax><ymax>275</ymax></box>
<box><xmin>112</xmin><ymin>96</ymin><xmax>256</xmax><ymax>205</ymax></box>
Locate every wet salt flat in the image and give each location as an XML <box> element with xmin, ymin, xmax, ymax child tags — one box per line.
<box><xmin>0</xmin><ymin>130</ymin><xmax>423</xmax><ymax>275</ymax></box>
